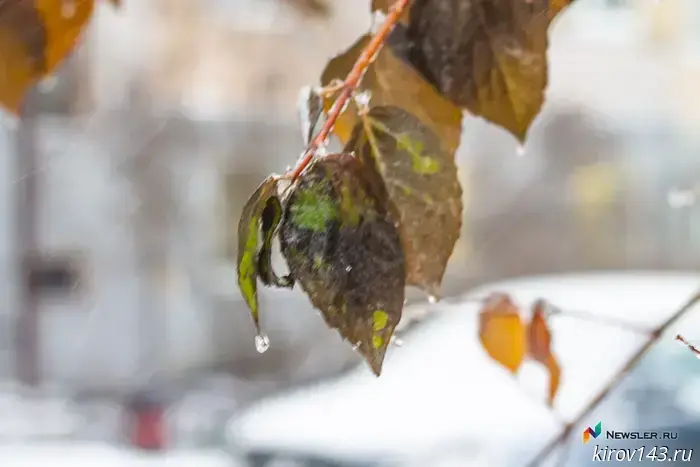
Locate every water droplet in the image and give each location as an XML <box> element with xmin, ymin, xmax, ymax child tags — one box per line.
<box><xmin>352</xmin><ymin>341</ymin><xmax>361</xmax><ymax>351</ymax></box>
<box><xmin>254</xmin><ymin>334</ymin><xmax>270</xmax><ymax>354</ymax></box>
<box><xmin>428</xmin><ymin>295</ymin><xmax>438</xmax><ymax>304</ymax></box>
<box><xmin>354</xmin><ymin>90</ymin><xmax>372</xmax><ymax>109</ymax></box>
<box><xmin>516</xmin><ymin>145</ymin><xmax>526</xmax><ymax>157</ymax></box>
<box><xmin>345</xmin><ymin>266</ymin><xmax>352</xmax><ymax>272</ymax></box>
<box><xmin>316</xmin><ymin>145</ymin><xmax>329</xmax><ymax>158</ymax></box>
<box><xmin>391</xmin><ymin>336</ymin><xmax>404</xmax><ymax>347</ymax></box>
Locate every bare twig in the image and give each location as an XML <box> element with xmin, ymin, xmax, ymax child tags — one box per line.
<box><xmin>525</xmin><ymin>289</ymin><xmax>700</xmax><ymax>467</ymax></box>
<box><xmin>675</xmin><ymin>333</ymin><xmax>700</xmax><ymax>357</ymax></box>
<box><xmin>285</xmin><ymin>0</ymin><xmax>410</xmax><ymax>181</ymax></box>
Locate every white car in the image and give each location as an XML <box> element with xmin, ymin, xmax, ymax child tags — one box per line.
<box><xmin>226</xmin><ymin>272</ymin><xmax>700</xmax><ymax>467</ymax></box>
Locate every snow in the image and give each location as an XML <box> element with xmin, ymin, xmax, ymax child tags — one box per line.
<box><xmin>0</xmin><ymin>443</ymin><xmax>238</xmax><ymax>467</ymax></box>
<box><xmin>226</xmin><ymin>272</ymin><xmax>700</xmax><ymax>464</ymax></box>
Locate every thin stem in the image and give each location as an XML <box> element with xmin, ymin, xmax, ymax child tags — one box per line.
<box><xmin>675</xmin><ymin>333</ymin><xmax>700</xmax><ymax>357</ymax></box>
<box><xmin>547</xmin><ymin>306</ymin><xmax>654</xmax><ymax>337</ymax></box>
<box><xmin>285</xmin><ymin>0</ymin><xmax>410</xmax><ymax>181</ymax></box>
<box><xmin>525</xmin><ymin>289</ymin><xmax>700</xmax><ymax>467</ymax></box>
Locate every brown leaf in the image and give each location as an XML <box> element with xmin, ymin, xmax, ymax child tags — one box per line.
<box><xmin>320</xmin><ymin>32</ymin><xmax>463</xmax><ymax>153</ymax></box>
<box><xmin>400</xmin><ymin>0</ymin><xmax>574</xmax><ymax>142</ymax></box>
<box><xmin>345</xmin><ymin>106</ymin><xmax>462</xmax><ymax>297</ymax></box>
<box><xmin>528</xmin><ymin>299</ymin><xmax>561</xmax><ymax>405</ymax></box>
<box><xmin>478</xmin><ymin>293</ymin><xmax>526</xmax><ymax>373</ymax></box>
<box><xmin>0</xmin><ymin>0</ymin><xmax>95</xmax><ymax>114</ymax></box>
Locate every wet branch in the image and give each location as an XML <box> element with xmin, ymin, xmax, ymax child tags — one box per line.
<box><xmin>525</xmin><ymin>289</ymin><xmax>700</xmax><ymax>467</ymax></box>
<box><xmin>285</xmin><ymin>0</ymin><xmax>410</xmax><ymax>181</ymax></box>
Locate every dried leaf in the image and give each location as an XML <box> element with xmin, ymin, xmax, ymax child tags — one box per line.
<box><xmin>320</xmin><ymin>32</ymin><xmax>462</xmax><ymax>153</ymax></box>
<box><xmin>280</xmin><ymin>154</ymin><xmax>405</xmax><ymax>376</ymax></box>
<box><xmin>346</xmin><ymin>106</ymin><xmax>461</xmax><ymax>296</ymax></box>
<box><xmin>400</xmin><ymin>0</ymin><xmax>573</xmax><ymax>142</ymax></box>
<box><xmin>257</xmin><ymin>196</ymin><xmax>294</xmax><ymax>288</ymax></box>
<box><xmin>478</xmin><ymin>293</ymin><xmax>526</xmax><ymax>373</ymax></box>
<box><xmin>297</xmin><ymin>86</ymin><xmax>325</xmax><ymax>146</ymax></box>
<box><xmin>0</xmin><ymin>0</ymin><xmax>95</xmax><ymax>114</ymax></box>
<box><xmin>529</xmin><ymin>299</ymin><xmax>561</xmax><ymax>404</ymax></box>
<box><xmin>237</xmin><ymin>176</ymin><xmax>279</xmax><ymax>333</ymax></box>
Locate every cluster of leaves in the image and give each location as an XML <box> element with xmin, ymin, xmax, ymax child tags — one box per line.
<box><xmin>238</xmin><ymin>0</ymin><xmax>574</xmax><ymax>379</ymax></box>
<box><xmin>479</xmin><ymin>293</ymin><xmax>560</xmax><ymax>404</ymax></box>
<box><xmin>0</xmin><ymin>0</ymin><xmax>121</xmax><ymax>115</ymax></box>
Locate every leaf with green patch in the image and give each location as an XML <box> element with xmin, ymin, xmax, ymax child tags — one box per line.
<box><xmin>320</xmin><ymin>31</ymin><xmax>462</xmax><ymax>153</ymax></box>
<box><xmin>237</xmin><ymin>176</ymin><xmax>279</xmax><ymax>333</ymax></box>
<box><xmin>398</xmin><ymin>0</ymin><xmax>574</xmax><ymax>142</ymax></box>
<box><xmin>280</xmin><ymin>154</ymin><xmax>405</xmax><ymax>376</ymax></box>
<box><xmin>257</xmin><ymin>196</ymin><xmax>294</xmax><ymax>288</ymax></box>
<box><xmin>345</xmin><ymin>105</ymin><xmax>462</xmax><ymax>297</ymax></box>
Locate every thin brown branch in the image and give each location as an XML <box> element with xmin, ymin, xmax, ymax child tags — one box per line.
<box><xmin>525</xmin><ymin>289</ymin><xmax>700</xmax><ymax>467</ymax></box>
<box><xmin>675</xmin><ymin>333</ymin><xmax>700</xmax><ymax>357</ymax></box>
<box><xmin>285</xmin><ymin>0</ymin><xmax>410</xmax><ymax>181</ymax></box>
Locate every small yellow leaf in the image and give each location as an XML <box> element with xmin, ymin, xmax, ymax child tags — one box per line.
<box><xmin>478</xmin><ymin>293</ymin><xmax>526</xmax><ymax>374</ymax></box>
<box><xmin>528</xmin><ymin>299</ymin><xmax>562</xmax><ymax>405</ymax></box>
<box><xmin>0</xmin><ymin>0</ymin><xmax>95</xmax><ymax>114</ymax></box>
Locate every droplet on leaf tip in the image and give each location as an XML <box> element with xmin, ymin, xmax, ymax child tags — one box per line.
<box><xmin>428</xmin><ymin>295</ymin><xmax>438</xmax><ymax>304</ymax></box>
<box><xmin>516</xmin><ymin>145</ymin><xmax>526</xmax><ymax>157</ymax></box>
<box><xmin>391</xmin><ymin>336</ymin><xmax>404</xmax><ymax>347</ymax></box>
<box><xmin>254</xmin><ymin>334</ymin><xmax>270</xmax><ymax>353</ymax></box>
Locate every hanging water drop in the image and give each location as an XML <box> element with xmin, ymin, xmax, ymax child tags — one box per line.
<box><xmin>428</xmin><ymin>295</ymin><xmax>438</xmax><ymax>304</ymax></box>
<box><xmin>345</xmin><ymin>266</ymin><xmax>352</xmax><ymax>272</ymax></box>
<box><xmin>254</xmin><ymin>334</ymin><xmax>270</xmax><ymax>354</ymax></box>
<box><xmin>391</xmin><ymin>336</ymin><xmax>404</xmax><ymax>347</ymax></box>
<box><xmin>516</xmin><ymin>145</ymin><xmax>526</xmax><ymax>157</ymax></box>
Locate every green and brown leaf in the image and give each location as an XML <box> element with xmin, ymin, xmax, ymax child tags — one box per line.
<box><xmin>345</xmin><ymin>106</ymin><xmax>462</xmax><ymax>297</ymax></box>
<box><xmin>237</xmin><ymin>176</ymin><xmax>280</xmax><ymax>334</ymax></box>
<box><xmin>280</xmin><ymin>154</ymin><xmax>405</xmax><ymax>376</ymax></box>
<box><xmin>399</xmin><ymin>0</ymin><xmax>574</xmax><ymax>142</ymax></box>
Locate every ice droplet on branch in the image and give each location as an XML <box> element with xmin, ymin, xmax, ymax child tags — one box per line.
<box><xmin>255</xmin><ymin>334</ymin><xmax>270</xmax><ymax>353</ymax></box>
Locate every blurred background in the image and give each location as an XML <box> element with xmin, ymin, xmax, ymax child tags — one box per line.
<box><xmin>1</xmin><ymin>0</ymin><xmax>700</xmax><ymax>465</ymax></box>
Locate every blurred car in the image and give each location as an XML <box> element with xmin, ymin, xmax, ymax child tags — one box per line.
<box><xmin>225</xmin><ymin>272</ymin><xmax>700</xmax><ymax>467</ymax></box>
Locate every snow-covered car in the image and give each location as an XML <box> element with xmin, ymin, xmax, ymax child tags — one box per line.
<box><xmin>226</xmin><ymin>272</ymin><xmax>700</xmax><ymax>467</ymax></box>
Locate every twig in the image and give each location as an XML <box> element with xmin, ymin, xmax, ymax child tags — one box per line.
<box><xmin>285</xmin><ymin>0</ymin><xmax>410</xmax><ymax>181</ymax></box>
<box><xmin>525</xmin><ymin>289</ymin><xmax>700</xmax><ymax>467</ymax></box>
<box><xmin>546</xmin><ymin>305</ymin><xmax>654</xmax><ymax>337</ymax></box>
<box><xmin>675</xmin><ymin>333</ymin><xmax>700</xmax><ymax>357</ymax></box>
